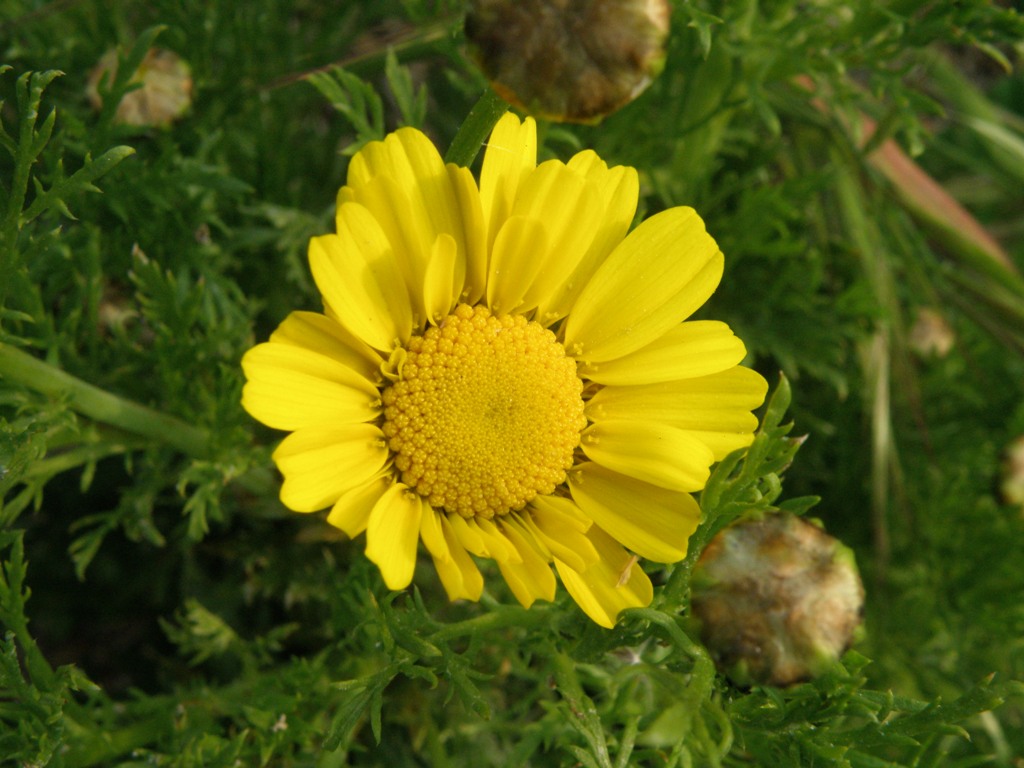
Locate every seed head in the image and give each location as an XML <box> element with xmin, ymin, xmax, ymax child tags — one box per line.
<box><xmin>691</xmin><ymin>513</ymin><xmax>865</xmax><ymax>687</ymax></box>
<box><xmin>465</xmin><ymin>0</ymin><xmax>671</xmax><ymax>123</ymax></box>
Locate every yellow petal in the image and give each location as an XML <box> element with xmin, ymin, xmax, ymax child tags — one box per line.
<box><xmin>365</xmin><ymin>483</ymin><xmax>426</xmax><ymax>590</ymax></box>
<box><xmin>486</xmin><ymin>215</ymin><xmax>548</xmax><ymax>314</ymax></box>
<box><xmin>309</xmin><ymin>202</ymin><xmax>413</xmax><ymax>350</ymax></box>
<box><xmin>480</xmin><ymin>113</ymin><xmax>537</xmax><ymax>253</ymax></box>
<box><xmin>347</xmin><ymin>129</ymin><xmax>419</xmax><ymax>187</ymax></box>
<box><xmin>585</xmin><ymin>366</ymin><xmax>768</xmax><ymax>460</ymax></box>
<box><xmin>578</xmin><ymin>321</ymin><xmax>747</xmax><ymax>385</ymax></box>
<box><xmin>274</xmin><ymin>424</ymin><xmax>390</xmax><ymax>512</ymax></box>
<box><xmin>423</xmin><ymin>233</ymin><xmax>460</xmax><ymax>325</ymax></box>
<box><xmin>448</xmin><ymin>163</ymin><xmax>487</xmax><ymax>304</ymax></box>
<box><xmin>475</xmin><ymin>517</ymin><xmax>522</xmax><ymax>564</ymax></box>
<box><xmin>447</xmin><ymin>513</ymin><xmax>488</xmax><ymax>557</ymax></box>
<box><xmin>529</xmin><ymin>494</ymin><xmax>592</xmax><ymax>532</ymax></box>
<box><xmin>586</xmin><ymin>365</ymin><xmax>767</xmax><ymax>420</ymax></box>
<box><xmin>535</xmin><ymin>155</ymin><xmax>639</xmax><ymax>323</ymax></box>
<box><xmin>567</xmin><ymin>462</ymin><xmax>700</xmax><ymax>562</ymax></box>
<box><xmin>327</xmin><ymin>475</ymin><xmax>391</xmax><ymax>538</ymax></box>
<box><xmin>445</xmin><ymin>514</ymin><xmax>520</xmax><ymax>564</ymax></box>
<box><xmin>393</xmin><ymin>128</ymin><xmax>468</xmax><ymax>252</ymax></box>
<box><xmin>419</xmin><ymin>507</ymin><xmax>449</xmax><ymax>561</ymax></box>
<box><xmin>581</xmin><ymin>420</ymin><xmax>714</xmax><ymax>492</ymax></box>
<box><xmin>431</xmin><ymin>514</ymin><xmax>484</xmax><ymax>601</ymax></box>
<box><xmin>521</xmin><ymin>506</ymin><xmax>600</xmax><ymax>573</ymax></box>
<box><xmin>563</xmin><ymin>207</ymin><xmax>723</xmax><ymax>363</ymax></box>
<box><xmin>510</xmin><ymin>161</ymin><xmax>602</xmax><ymax>314</ymax></box>
<box><xmin>347</xmin><ymin>132</ymin><xmax>400</xmax><ymax>188</ymax></box>
<box><xmin>336</xmin><ymin>176</ymin><xmax>431</xmax><ymax>315</ymax></box>
<box><xmin>501</xmin><ymin>513</ymin><xmax>549</xmax><ymax>558</ymax></box>
<box><xmin>347</xmin><ymin>127</ymin><xmax>467</xmax><ymax>264</ymax></box>
<box><xmin>242</xmin><ymin>339</ymin><xmax>375</xmax><ymax>393</ymax></box>
<box><xmin>496</xmin><ymin>520</ymin><xmax>556</xmax><ymax>607</ymax></box>
<box><xmin>680</xmin><ymin>430</ymin><xmax>756</xmax><ymax>462</ymax></box>
<box><xmin>555</xmin><ymin>524</ymin><xmax>653</xmax><ymax>629</ymax></box>
<box><xmin>241</xmin><ymin>342</ymin><xmax>380</xmax><ymax>431</ymax></box>
<box><xmin>269</xmin><ymin>310</ymin><xmax>382</xmax><ymax>383</ymax></box>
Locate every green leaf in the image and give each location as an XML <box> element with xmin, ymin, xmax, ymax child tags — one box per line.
<box><xmin>1</xmin><ymin>69</ymin><xmax>63</xmax><ymax>270</ymax></box>
<box><xmin>443</xmin><ymin>650</ymin><xmax>491</xmax><ymax>720</ymax></box>
<box><xmin>177</xmin><ymin>460</ymin><xmax>231</xmax><ymax>541</ymax></box>
<box><xmin>92</xmin><ymin>25</ymin><xmax>168</xmax><ymax>131</ymax></box>
<box><xmin>306</xmin><ymin>67</ymin><xmax>385</xmax><ymax>155</ymax></box>
<box><xmin>553</xmin><ymin>653</ymin><xmax>613</xmax><ymax>768</ymax></box>
<box><xmin>324</xmin><ymin>669</ymin><xmax>395</xmax><ymax>751</ymax></box>
<box><xmin>384</xmin><ymin>48</ymin><xmax>427</xmax><ymax>129</ymax></box>
<box><xmin>684</xmin><ymin>9</ymin><xmax>723</xmax><ymax>59</ymax></box>
<box><xmin>839</xmin><ymin>677</ymin><xmax>1014</xmax><ymax>749</ymax></box>
<box><xmin>21</xmin><ymin>145</ymin><xmax>135</xmax><ymax>225</ymax></box>
<box><xmin>0</xmin><ymin>532</ymin><xmax>57</xmax><ymax>694</ymax></box>
<box><xmin>68</xmin><ymin>512</ymin><xmax>118</xmax><ymax>580</ymax></box>
<box><xmin>325</xmin><ymin>684</ymin><xmax>370</xmax><ymax>753</ymax></box>
<box><xmin>160</xmin><ymin>599</ymin><xmax>241</xmax><ymax>666</ymax></box>
<box><xmin>761</xmin><ymin>371</ymin><xmax>793</xmax><ymax>434</ymax></box>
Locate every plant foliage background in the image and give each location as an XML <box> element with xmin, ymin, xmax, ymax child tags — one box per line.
<box><xmin>2</xmin><ymin>0</ymin><xmax>1024</xmax><ymax>765</ymax></box>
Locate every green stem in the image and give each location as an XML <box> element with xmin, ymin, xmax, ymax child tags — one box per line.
<box><xmin>624</xmin><ymin>608</ymin><xmax>704</xmax><ymax>658</ymax></box>
<box><xmin>0</xmin><ymin>342</ymin><xmax>211</xmax><ymax>458</ymax></box>
<box><xmin>623</xmin><ymin>607</ymin><xmax>717</xmax><ymax>691</ymax></box>
<box><xmin>21</xmin><ymin>439</ymin><xmax>137</xmax><ymax>479</ymax></box>
<box><xmin>443</xmin><ymin>88</ymin><xmax>508</xmax><ymax>168</ymax></box>
<box><xmin>429</xmin><ymin>603</ymin><xmax>547</xmax><ymax>643</ymax></box>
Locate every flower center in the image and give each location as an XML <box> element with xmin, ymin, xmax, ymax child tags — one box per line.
<box><xmin>382</xmin><ymin>304</ymin><xmax>586</xmax><ymax>519</ymax></box>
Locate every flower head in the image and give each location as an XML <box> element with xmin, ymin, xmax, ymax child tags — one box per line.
<box><xmin>691</xmin><ymin>513</ymin><xmax>865</xmax><ymax>686</ymax></box>
<box><xmin>241</xmin><ymin>114</ymin><xmax>767</xmax><ymax>627</ymax></box>
<box><xmin>465</xmin><ymin>0</ymin><xmax>671</xmax><ymax>123</ymax></box>
<box><xmin>87</xmin><ymin>48</ymin><xmax>192</xmax><ymax>128</ymax></box>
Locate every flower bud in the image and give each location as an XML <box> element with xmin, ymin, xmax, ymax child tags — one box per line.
<box><xmin>465</xmin><ymin>0</ymin><xmax>670</xmax><ymax>123</ymax></box>
<box><xmin>690</xmin><ymin>513</ymin><xmax>865</xmax><ymax>687</ymax></box>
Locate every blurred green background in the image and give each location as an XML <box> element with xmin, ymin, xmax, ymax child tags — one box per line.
<box><xmin>2</xmin><ymin>1</ymin><xmax>1024</xmax><ymax>765</ymax></box>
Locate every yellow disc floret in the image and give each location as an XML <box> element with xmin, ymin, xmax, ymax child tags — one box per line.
<box><xmin>382</xmin><ymin>304</ymin><xmax>586</xmax><ymax>519</ymax></box>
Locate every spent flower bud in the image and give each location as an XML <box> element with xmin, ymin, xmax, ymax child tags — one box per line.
<box><xmin>691</xmin><ymin>513</ymin><xmax>865</xmax><ymax>687</ymax></box>
<box><xmin>87</xmin><ymin>48</ymin><xmax>193</xmax><ymax>128</ymax></box>
<box><xmin>465</xmin><ymin>0</ymin><xmax>670</xmax><ymax>123</ymax></box>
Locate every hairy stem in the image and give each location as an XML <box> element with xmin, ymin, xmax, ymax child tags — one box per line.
<box><xmin>444</xmin><ymin>88</ymin><xmax>508</xmax><ymax>168</ymax></box>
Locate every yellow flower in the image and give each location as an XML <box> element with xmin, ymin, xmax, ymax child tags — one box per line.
<box><xmin>241</xmin><ymin>114</ymin><xmax>767</xmax><ymax>628</ymax></box>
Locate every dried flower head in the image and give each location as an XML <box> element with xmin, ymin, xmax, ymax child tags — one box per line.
<box><xmin>465</xmin><ymin>0</ymin><xmax>671</xmax><ymax>123</ymax></box>
<box><xmin>87</xmin><ymin>48</ymin><xmax>192</xmax><ymax>128</ymax></box>
<box><xmin>691</xmin><ymin>513</ymin><xmax>865</xmax><ymax>686</ymax></box>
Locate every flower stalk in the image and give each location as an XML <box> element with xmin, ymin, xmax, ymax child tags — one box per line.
<box><xmin>443</xmin><ymin>87</ymin><xmax>507</xmax><ymax>167</ymax></box>
<box><xmin>0</xmin><ymin>342</ymin><xmax>210</xmax><ymax>458</ymax></box>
